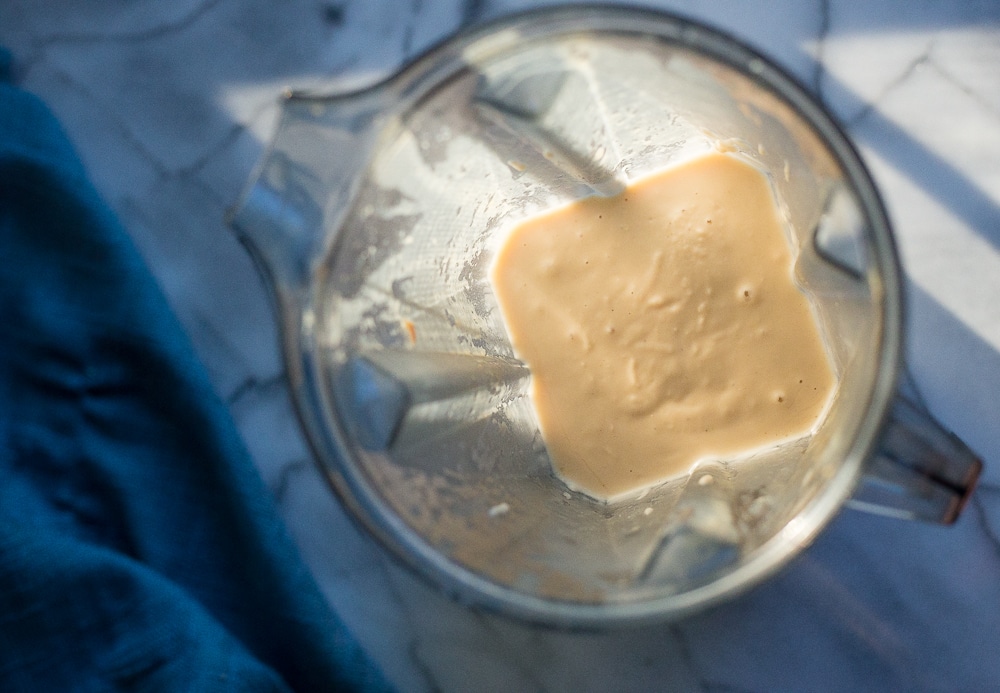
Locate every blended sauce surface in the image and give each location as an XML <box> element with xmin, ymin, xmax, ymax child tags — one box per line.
<box><xmin>490</xmin><ymin>152</ymin><xmax>835</xmax><ymax>501</ymax></box>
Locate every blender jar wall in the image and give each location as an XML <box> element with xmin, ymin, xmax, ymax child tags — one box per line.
<box><xmin>311</xmin><ymin>18</ymin><xmax>890</xmax><ymax>620</ymax></box>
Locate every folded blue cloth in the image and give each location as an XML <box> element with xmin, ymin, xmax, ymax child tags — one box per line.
<box><xmin>0</xmin><ymin>49</ymin><xmax>390</xmax><ymax>692</ymax></box>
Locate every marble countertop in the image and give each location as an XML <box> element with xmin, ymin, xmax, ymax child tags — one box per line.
<box><xmin>4</xmin><ymin>1</ymin><xmax>999</xmax><ymax>690</ymax></box>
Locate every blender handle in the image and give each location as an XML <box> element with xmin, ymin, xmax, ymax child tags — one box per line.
<box><xmin>847</xmin><ymin>391</ymin><xmax>982</xmax><ymax>524</ymax></box>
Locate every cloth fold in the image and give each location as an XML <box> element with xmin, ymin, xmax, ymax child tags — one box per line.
<box><xmin>0</xmin><ymin>49</ymin><xmax>389</xmax><ymax>692</ymax></box>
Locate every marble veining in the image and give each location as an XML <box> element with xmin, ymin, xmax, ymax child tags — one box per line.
<box><xmin>3</xmin><ymin>1</ymin><xmax>999</xmax><ymax>691</ymax></box>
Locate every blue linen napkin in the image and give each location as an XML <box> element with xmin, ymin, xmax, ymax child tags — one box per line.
<box><xmin>0</xmin><ymin>49</ymin><xmax>390</xmax><ymax>692</ymax></box>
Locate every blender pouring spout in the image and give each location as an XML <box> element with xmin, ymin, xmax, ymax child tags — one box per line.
<box><xmin>227</xmin><ymin>88</ymin><xmax>389</xmax><ymax>297</ymax></box>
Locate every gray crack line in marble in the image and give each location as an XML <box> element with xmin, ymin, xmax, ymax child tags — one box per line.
<box><xmin>270</xmin><ymin>458</ymin><xmax>312</xmax><ymax>505</ymax></box>
<box><xmin>926</xmin><ymin>56</ymin><xmax>1000</xmax><ymax>121</ymax></box>
<box><xmin>321</xmin><ymin>2</ymin><xmax>347</xmax><ymax>28</ymax></box>
<box><xmin>812</xmin><ymin>0</ymin><xmax>832</xmax><ymax>101</ymax></box>
<box><xmin>971</xmin><ymin>485</ymin><xmax>1000</xmax><ymax>564</ymax></box>
<box><xmin>794</xmin><ymin>553</ymin><xmax>928</xmax><ymax>687</ymax></box>
<box><xmin>178</xmin><ymin>306</ymin><xmax>271</xmax><ymax>396</ymax></box>
<box><xmin>375</xmin><ymin>554</ymin><xmax>447</xmax><ymax>693</ymax></box>
<box><xmin>401</xmin><ymin>0</ymin><xmax>425</xmax><ymax>59</ymax></box>
<box><xmin>469</xmin><ymin>610</ymin><xmax>546</xmax><ymax>692</ymax></box>
<box><xmin>668</xmin><ymin>622</ymin><xmax>761</xmax><ymax>693</ymax></box>
<box><xmin>667</xmin><ymin>623</ymin><xmax>714</xmax><ymax>693</ymax></box>
<box><xmin>405</xmin><ymin>638</ymin><xmax>443</xmax><ymax>693</ymax></box>
<box><xmin>816</xmin><ymin>56</ymin><xmax>1000</xmax><ymax>255</ymax></box>
<box><xmin>461</xmin><ymin>0</ymin><xmax>489</xmax><ymax>27</ymax></box>
<box><xmin>176</xmin><ymin>121</ymin><xmax>256</xmax><ymax>187</ymax></box>
<box><xmin>227</xmin><ymin>370</ymin><xmax>287</xmax><ymax>407</ymax></box>
<box><xmin>26</xmin><ymin>0</ymin><xmax>228</xmax><ymax>47</ymax></box>
<box><xmin>842</xmin><ymin>44</ymin><xmax>935</xmax><ymax>129</ymax></box>
<box><xmin>28</xmin><ymin>64</ymin><xmax>171</xmax><ymax>181</ymax></box>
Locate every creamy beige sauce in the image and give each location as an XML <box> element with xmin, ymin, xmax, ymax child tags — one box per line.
<box><xmin>490</xmin><ymin>152</ymin><xmax>836</xmax><ymax>501</ymax></box>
